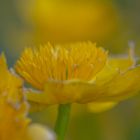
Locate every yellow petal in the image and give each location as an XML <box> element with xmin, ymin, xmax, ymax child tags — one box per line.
<box><xmin>26</xmin><ymin>67</ymin><xmax>118</xmax><ymax>105</ymax></box>
<box><xmin>107</xmin><ymin>44</ymin><xmax>136</xmax><ymax>72</ymax></box>
<box><xmin>0</xmin><ymin>54</ymin><xmax>30</xmax><ymax>140</ymax></box>
<box><xmin>83</xmin><ymin>66</ymin><xmax>140</xmax><ymax>102</ymax></box>
<box><xmin>27</xmin><ymin>124</ymin><xmax>55</xmax><ymax>140</ymax></box>
<box><xmin>26</xmin><ymin>80</ymin><xmax>97</xmax><ymax>105</ymax></box>
<box><xmin>0</xmin><ymin>54</ymin><xmax>23</xmax><ymax>103</ymax></box>
<box><xmin>96</xmin><ymin>66</ymin><xmax>140</xmax><ymax>101</ymax></box>
<box><xmin>108</xmin><ymin>57</ymin><xmax>134</xmax><ymax>71</ymax></box>
<box><xmin>0</xmin><ymin>54</ymin><xmax>54</xmax><ymax>140</ymax></box>
<box><xmin>0</xmin><ymin>53</ymin><xmax>7</xmax><ymax>69</ymax></box>
<box><xmin>26</xmin><ymin>66</ymin><xmax>140</xmax><ymax>105</ymax></box>
<box><xmin>87</xmin><ymin>102</ymin><xmax>117</xmax><ymax>113</ymax></box>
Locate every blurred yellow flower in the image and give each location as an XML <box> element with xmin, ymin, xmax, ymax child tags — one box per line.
<box><xmin>0</xmin><ymin>54</ymin><xmax>55</xmax><ymax>140</ymax></box>
<box><xmin>18</xmin><ymin>0</ymin><xmax>120</xmax><ymax>43</ymax></box>
<box><xmin>15</xmin><ymin>42</ymin><xmax>140</xmax><ymax>107</ymax></box>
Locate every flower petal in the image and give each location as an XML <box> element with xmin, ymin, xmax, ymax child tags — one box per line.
<box><xmin>94</xmin><ymin>66</ymin><xmax>140</xmax><ymax>101</ymax></box>
<box><xmin>26</xmin><ymin>80</ymin><xmax>99</xmax><ymax>104</ymax></box>
<box><xmin>82</xmin><ymin>66</ymin><xmax>140</xmax><ymax>103</ymax></box>
<box><xmin>108</xmin><ymin>57</ymin><xmax>134</xmax><ymax>71</ymax></box>
<box><xmin>87</xmin><ymin>102</ymin><xmax>117</xmax><ymax>113</ymax></box>
<box><xmin>27</xmin><ymin>124</ymin><xmax>56</xmax><ymax>140</ymax></box>
<box><xmin>26</xmin><ymin>65</ymin><xmax>118</xmax><ymax>104</ymax></box>
<box><xmin>26</xmin><ymin>66</ymin><xmax>140</xmax><ymax>105</ymax></box>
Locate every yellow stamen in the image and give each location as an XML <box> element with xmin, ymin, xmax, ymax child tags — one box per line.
<box><xmin>15</xmin><ymin>42</ymin><xmax>108</xmax><ymax>90</ymax></box>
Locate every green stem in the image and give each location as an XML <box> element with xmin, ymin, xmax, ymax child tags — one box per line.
<box><xmin>55</xmin><ymin>104</ymin><xmax>71</xmax><ymax>140</ymax></box>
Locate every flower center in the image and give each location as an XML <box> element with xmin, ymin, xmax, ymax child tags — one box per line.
<box><xmin>15</xmin><ymin>42</ymin><xmax>107</xmax><ymax>90</ymax></box>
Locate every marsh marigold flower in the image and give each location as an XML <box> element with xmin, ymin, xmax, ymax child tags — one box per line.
<box><xmin>18</xmin><ymin>0</ymin><xmax>120</xmax><ymax>43</ymax></box>
<box><xmin>0</xmin><ymin>54</ymin><xmax>55</xmax><ymax>140</ymax></box>
<box><xmin>15</xmin><ymin>42</ymin><xmax>140</xmax><ymax>109</ymax></box>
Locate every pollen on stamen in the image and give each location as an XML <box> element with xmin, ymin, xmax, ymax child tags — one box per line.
<box><xmin>15</xmin><ymin>42</ymin><xmax>108</xmax><ymax>90</ymax></box>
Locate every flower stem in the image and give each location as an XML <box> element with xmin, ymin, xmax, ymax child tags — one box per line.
<box><xmin>55</xmin><ymin>104</ymin><xmax>71</xmax><ymax>140</ymax></box>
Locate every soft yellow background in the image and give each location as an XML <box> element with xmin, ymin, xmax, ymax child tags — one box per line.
<box><xmin>1</xmin><ymin>0</ymin><xmax>140</xmax><ymax>140</ymax></box>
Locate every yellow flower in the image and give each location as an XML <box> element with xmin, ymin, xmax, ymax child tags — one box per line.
<box><xmin>32</xmin><ymin>0</ymin><xmax>119</xmax><ymax>43</ymax></box>
<box><xmin>0</xmin><ymin>54</ymin><xmax>55</xmax><ymax>140</ymax></box>
<box><xmin>15</xmin><ymin>42</ymin><xmax>140</xmax><ymax>108</ymax></box>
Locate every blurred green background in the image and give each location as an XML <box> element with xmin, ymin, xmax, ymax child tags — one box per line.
<box><xmin>1</xmin><ymin>0</ymin><xmax>140</xmax><ymax>140</ymax></box>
